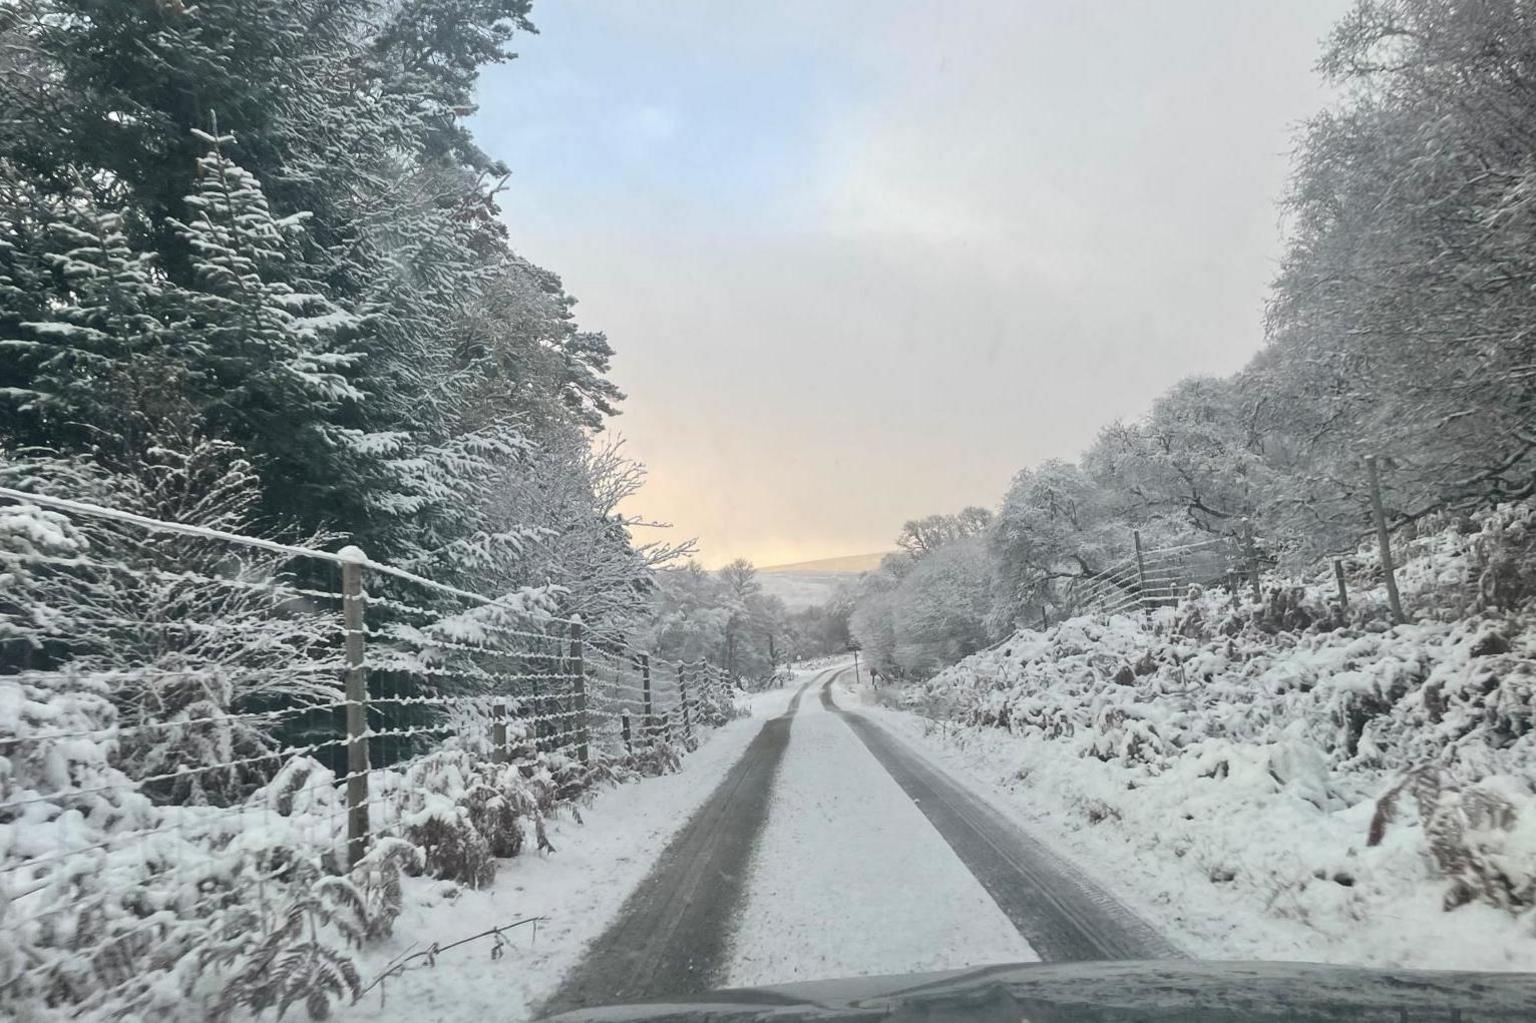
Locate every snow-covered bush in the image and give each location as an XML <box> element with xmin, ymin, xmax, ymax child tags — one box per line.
<box><xmin>896</xmin><ymin>501</ymin><xmax>1536</xmax><ymax>930</ymax></box>
<box><xmin>0</xmin><ymin>456</ymin><xmax>745</xmax><ymax>1020</ymax></box>
<box><xmin>1</xmin><ymin>446</ymin><xmax>343</xmax><ymax>805</ymax></box>
<box><xmin>690</xmin><ymin>676</ymin><xmax>750</xmax><ymax>730</ymax></box>
<box><xmin>394</xmin><ymin>751</ymin><xmax>545</xmax><ymax>887</ymax></box>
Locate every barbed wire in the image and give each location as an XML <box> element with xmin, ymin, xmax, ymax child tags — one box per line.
<box><xmin>0</xmin><ymin>474</ymin><xmax>754</xmax><ymax>1023</ymax></box>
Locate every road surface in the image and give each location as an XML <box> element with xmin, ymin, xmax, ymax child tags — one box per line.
<box><xmin>539</xmin><ymin>666</ymin><xmax>1175</xmax><ymax>1016</ymax></box>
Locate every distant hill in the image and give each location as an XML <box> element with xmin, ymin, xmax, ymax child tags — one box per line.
<box><xmin>760</xmin><ymin>552</ymin><xmax>889</xmax><ymax>574</ymax></box>
<box><xmin>755</xmin><ymin>551</ymin><xmax>890</xmax><ymax>610</ymax></box>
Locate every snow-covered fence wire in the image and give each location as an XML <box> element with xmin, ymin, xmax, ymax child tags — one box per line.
<box><xmin>1057</xmin><ymin>533</ymin><xmax>1243</xmax><ymax>621</ymax></box>
<box><xmin>0</xmin><ymin>486</ymin><xmax>742</xmax><ymax>1019</ymax></box>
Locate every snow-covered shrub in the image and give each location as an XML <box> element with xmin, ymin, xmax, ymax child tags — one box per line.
<box><xmin>1370</xmin><ymin>768</ymin><xmax>1536</xmax><ymax>913</ymax></box>
<box><xmin>625</xmin><ymin>735</ymin><xmax>685</xmax><ymax>777</ymax></box>
<box><xmin>690</xmin><ymin>678</ymin><xmax>749</xmax><ymax>730</ymax></box>
<box><xmin>896</xmin><ymin>501</ymin><xmax>1536</xmax><ymax>928</ymax></box>
<box><xmin>197</xmin><ymin>833</ymin><xmax>413</xmax><ymax>1023</ymax></box>
<box><xmin>0</xmin><ymin>664</ymin><xmax>155</xmax><ymax>1008</ymax></box>
<box><xmin>391</xmin><ymin>748</ymin><xmax>571</xmax><ymax>886</ymax></box>
<box><xmin>1471</xmin><ymin>502</ymin><xmax>1536</xmax><ymax>612</ymax></box>
<box><xmin>1</xmin><ymin>444</ymin><xmax>343</xmax><ymax>805</ymax></box>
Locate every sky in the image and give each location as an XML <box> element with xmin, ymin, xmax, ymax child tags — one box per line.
<box><xmin>470</xmin><ymin>0</ymin><xmax>1350</xmax><ymax>568</ymax></box>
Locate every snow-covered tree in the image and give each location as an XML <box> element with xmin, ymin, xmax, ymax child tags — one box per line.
<box><xmin>890</xmin><ymin>535</ymin><xmax>993</xmax><ymax>677</ymax></box>
<box><xmin>0</xmin><ymin>439</ymin><xmax>344</xmax><ymax>805</ymax></box>
<box><xmin>0</xmin><ymin>187</ymin><xmax>182</xmax><ymax>455</ymax></box>
<box><xmin>895</xmin><ymin>507</ymin><xmax>993</xmax><ymax>559</ymax></box>
<box><xmin>1266</xmin><ymin>0</ymin><xmax>1536</xmax><ymax>543</ymax></box>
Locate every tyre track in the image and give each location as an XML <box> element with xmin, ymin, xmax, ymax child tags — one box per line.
<box><xmin>820</xmin><ymin>672</ymin><xmax>1180</xmax><ymax>962</ymax></box>
<box><xmin>536</xmin><ymin>673</ymin><xmax>823</xmax><ymax>1016</ymax></box>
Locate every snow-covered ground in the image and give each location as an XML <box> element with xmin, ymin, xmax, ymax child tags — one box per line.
<box><xmin>724</xmin><ymin>685</ymin><xmax>1035</xmax><ymax>986</ymax></box>
<box><xmin>839</xmin><ymin>673</ymin><xmax>1536</xmax><ymax>973</ymax></box>
<box><xmin>851</xmin><ymin>508</ymin><xmax>1536</xmax><ymax>974</ymax></box>
<box><xmin>342</xmin><ymin>681</ymin><xmax>811</xmax><ymax>1022</ymax></box>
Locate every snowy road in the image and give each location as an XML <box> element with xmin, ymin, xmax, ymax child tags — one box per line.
<box><xmin>539</xmin><ymin>667</ymin><xmax>1173</xmax><ymax>1016</ymax></box>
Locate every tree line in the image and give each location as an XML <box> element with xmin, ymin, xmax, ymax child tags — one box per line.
<box><xmin>0</xmin><ymin>0</ymin><xmax>787</xmax><ymax>791</ymax></box>
<box><xmin>848</xmin><ymin>0</ymin><xmax>1536</xmax><ymax>680</ymax></box>
<box><xmin>644</xmin><ymin>559</ymin><xmax>853</xmax><ymax>683</ymax></box>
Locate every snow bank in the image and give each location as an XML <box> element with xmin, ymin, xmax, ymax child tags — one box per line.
<box><xmin>1</xmin><ymin>674</ymin><xmax>753</xmax><ymax>1022</ymax></box>
<box><xmin>340</xmin><ymin>686</ymin><xmax>795</xmax><ymax>1022</ymax></box>
<box><xmin>879</xmin><ymin>501</ymin><xmax>1536</xmax><ymax>968</ymax></box>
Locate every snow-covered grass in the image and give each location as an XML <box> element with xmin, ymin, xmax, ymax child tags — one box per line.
<box><xmin>864</xmin><ymin>502</ymin><xmax>1536</xmax><ymax>972</ymax></box>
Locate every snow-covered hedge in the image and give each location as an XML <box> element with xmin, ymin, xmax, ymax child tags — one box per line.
<box><xmin>888</xmin><ymin>501</ymin><xmax>1536</xmax><ymax>950</ymax></box>
<box><xmin>1</xmin><ymin>707</ymin><xmax>745</xmax><ymax>1022</ymax></box>
<box><xmin>0</xmin><ymin>457</ymin><xmax>759</xmax><ymax>1019</ymax></box>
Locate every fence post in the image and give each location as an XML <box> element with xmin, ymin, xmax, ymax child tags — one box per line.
<box><xmin>1333</xmin><ymin>558</ymin><xmax>1349</xmax><ymax>610</ymax></box>
<box><xmin>338</xmin><ymin>545</ymin><xmax>370</xmax><ymax>869</ymax></box>
<box><xmin>1364</xmin><ymin>455</ymin><xmax>1405</xmax><ymax>623</ymax></box>
<box><xmin>569</xmin><ymin>618</ymin><xmax>587</xmax><ymax>762</ymax></box>
<box><xmin>621</xmin><ymin>711</ymin><xmax>632</xmax><ymax>752</ymax></box>
<box><xmin>678</xmin><ymin>663</ymin><xmax>692</xmax><ymax>739</ymax></box>
<box><xmin>1039</xmin><ymin>605</ymin><xmax>1049</xmax><ymax>631</ymax></box>
<box><xmin>1132</xmin><ymin>530</ymin><xmax>1148</xmax><ymax>610</ymax></box>
<box><xmin>531</xmin><ymin>675</ymin><xmax>546</xmax><ymax>752</ymax></box>
<box><xmin>1242</xmin><ymin>519</ymin><xmax>1262</xmax><ymax>603</ymax></box>
<box><xmin>491</xmin><ymin>699</ymin><xmax>508</xmax><ymax>764</ymax></box>
<box><xmin>639</xmin><ymin>653</ymin><xmax>653</xmax><ymax>740</ymax></box>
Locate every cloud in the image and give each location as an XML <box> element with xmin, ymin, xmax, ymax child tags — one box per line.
<box><xmin>619</xmin><ymin>104</ymin><xmax>679</xmax><ymax>147</ymax></box>
<box><xmin>476</xmin><ymin>1</ymin><xmax>1351</xmax><ymax>566</ymax></box>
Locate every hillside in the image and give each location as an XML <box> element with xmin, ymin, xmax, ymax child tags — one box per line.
<box><xmin>756</xmin><ymin>552</ymin><xmax>889</xmax><ymax>610</ymax></box>
<box><xmin>874</xmin><ymin>500</ymin><xmax>1536</xmax><ymax>968</ymax></box>
<box><xmin>760</xmin><ymin>552</ymin><xmax>890</xmax><ymax>574</ymax></box>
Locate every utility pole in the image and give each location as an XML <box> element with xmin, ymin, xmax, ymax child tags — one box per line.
<box><xmin>851</xmin><ymin>647</ymin><xmax>861</xmax><ymax>685</ymax></box>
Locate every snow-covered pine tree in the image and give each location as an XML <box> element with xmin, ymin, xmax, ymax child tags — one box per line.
<box><xmin>170</xmin><ymin>127</ymin><xmax>371</xmax><ymax>534</ymax></box>
<box><xmin>0</xmin><ymin>439</ymin><xmax>346</xmax><ymax>805</ymax></box>
<box><xmin>1</xmin><ymin>187</ymin><xmax>185</xmax><ymax>458</ymax></box>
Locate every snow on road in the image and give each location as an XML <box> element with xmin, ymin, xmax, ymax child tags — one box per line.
<box><xmin>344</xmin><ymin>680</ymin><xmax>809</xmax><ymax>1023</ymax></box>
<box><xmin>723</xmin><ymin>674</ymin><xmax>1038</xmax><ymax>987</ymax></box>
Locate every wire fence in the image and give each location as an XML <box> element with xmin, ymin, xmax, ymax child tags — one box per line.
<box><xmin>0</xmin><ymin>486</ymin><xmax>741</xmax><ymax>1007</ymax></box>
<box><xmin>1051</xmin><ymin>531</ymin><xmax>1245</xmax><ymax>622</ymax></box>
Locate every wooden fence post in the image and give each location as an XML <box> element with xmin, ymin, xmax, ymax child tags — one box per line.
<box><xmin>1333</xmin><ymin>558</ymin><xmax>1349</xmax><ymax>610</ymax></box>
<box><xmin>621</xmin><ymin>711</ymin><xmax>632</xmax><ymax>752</ymax></box>
<box><xmin>536</xmin><ymin>650</ymin><xmax>550</xmax><ymax>752</ymax></box>
<box><xmin>338</xmin><ymin>545</ymin><xmax>370</xmax><ymax>869</ymax></box>
<box><xmin>568</xmin><ymin>618</ymin><xmax>587</xmax><ymax>762</ymax></box>
<box><xmin>491</xmin><ymin>699</ymin><xmax>508</xmax><ymax>764</ymax></box>
<box><xmin>1364</xmin><ymin>455</ymin><xmax>1405</xmax><ymax>623</ymax></box>
<box><xmin>1242</xmin><ymin>519</ymin><xmax>1262</xmax><ymax>603</ymax></box>
<box><xmin>678</xmin><ymin>663</ymin><xmax>692</xmax><ymax>739</ymax></box>
<box><xmin>1132</xmin><ymin>530</ymin><xmax>1148</xmax><ymax>610</ymax></box>
<box><xmin>639</xmin><ymin>653</ymin><xmax>653</xmax><ymax>740</ymax></box>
